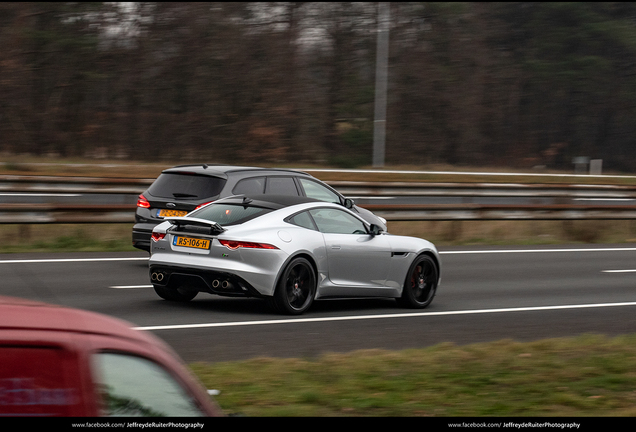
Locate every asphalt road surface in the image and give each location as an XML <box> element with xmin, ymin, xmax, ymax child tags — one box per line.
<box><xmin>2</xmin><ymin>245</ymin><xmax>636</xmax><ymax>362</ymax></box>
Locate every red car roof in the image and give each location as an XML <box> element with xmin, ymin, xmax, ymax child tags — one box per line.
<box><xmin>0</xmin><ymin>295</ymin><xmax>152</xmax><ymax>343</ymax></box>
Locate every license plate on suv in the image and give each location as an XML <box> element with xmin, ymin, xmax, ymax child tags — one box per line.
<box><xmin>173</xmin><ymin>236</ymin><xmax>211</xmax><ymax>250</ymax></box>
<box><xmin>157</xmin><ymin>209</ymin><xmax>188</xmax><ymax>218</ymax></box>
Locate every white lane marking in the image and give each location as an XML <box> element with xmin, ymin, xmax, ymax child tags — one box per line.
<box><xmin>110</xmin><ymin>285</ymin><xmax>153</xmax><ymax>289</ymax></box>
<box><xmin>134</xmin><ymin>301</ymin><xmax>636</xmax><ymax>331</ymax></box>
<box><xmin>1</xmin><ymin>247</ymin><xmax>635</xmax><ymax>264</ymax></box>
<box><xmin>603</xmin><ymin>269</ymin><xmax>636</xmax><ymax>273</ymax></box>
<box><xmin>0</xmin><ymin>257</ymin><xmax>148</xmax><ymax>264</ymax></box>
<box><xmin>440</xmin><ymin>247</ymin><xmax>636</xmax><ymax>255</ymax></box>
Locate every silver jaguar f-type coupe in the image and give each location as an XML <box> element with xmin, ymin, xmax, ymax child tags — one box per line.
<box><xmin>148</xmin><ymin>195</ymin><xmax>441</xmax><ymax>314</ymax></box>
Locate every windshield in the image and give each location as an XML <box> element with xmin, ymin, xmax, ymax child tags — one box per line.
<box><xmin>189</xmin><ymin>203</ymin><xmax>272</xmax><ymax>226</ymax></box>
<box><xmin>147</xmin><ymin>173</ymin><xmax>226</xmax><ymax>199</ymax></box>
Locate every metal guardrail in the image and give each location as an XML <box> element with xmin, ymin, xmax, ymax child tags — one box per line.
<box><xmin>0</xmin><ymin>175</ymin><xmax>153</xmax><ymax>194</ymax></box>
<box><xmin>327</xmin><ymin>180</ymin><xmax>636</xmax><ymax>199</ymax></box>
<box><xmin>2</xmin><ymin>175</ymin><xmax>636</xmax><ymax>223</ymax></box>
<box><xmin>3</xmin><ymin>203</ymin><xmax>636</xmax><ymax>224</ymax></box>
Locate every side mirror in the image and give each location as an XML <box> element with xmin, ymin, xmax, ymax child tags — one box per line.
<box><xmin>344</xmin><ymin>198</ymin><xmax>355</xmax><ymax>209</ymax></box>
<box><xmin>369</xmin><ymin>224</ymin><xmax>383</xmax><ymax>236</ymax></box>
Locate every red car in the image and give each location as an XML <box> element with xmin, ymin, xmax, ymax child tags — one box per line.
<box><xmin>0</xmin><ymin>296</ymin><xmax>223</xmax><ymax>417</ymax></box>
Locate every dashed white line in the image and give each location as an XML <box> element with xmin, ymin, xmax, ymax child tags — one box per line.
<box><xmin>1</xmin><ymin>247</ymin><xmax>636</xmax><ymax>265</ymax></box>
<box><xmin>602</xmin><ymin>269</ymin><xmax>636</xmax><ymax>273</ymax></box>
<box><xmin>133</xmin><ymin>301</ymin><xmax>636</xmax><ymax>332</ymax></box>
<box><xmin>110</xmin><ymin>285</ymin><xmax>153</xmax><ymax>289</ymax></box>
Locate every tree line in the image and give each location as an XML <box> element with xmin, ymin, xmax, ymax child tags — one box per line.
<box><xmin>2</xmin><ymin>2</ymin><xmax>636</xmax><ymax>171</ymax></box>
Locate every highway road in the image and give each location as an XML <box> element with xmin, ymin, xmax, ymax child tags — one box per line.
<box><xmin>2</xmin><ymin>245</ymin><xmax>636</xmax><ymax>362</ymax></box>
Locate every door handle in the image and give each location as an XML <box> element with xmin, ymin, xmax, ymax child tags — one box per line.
<box><xmin>331</xmin><ymin>245</ymin><xmax>341</xmax><ymax>250</ymax></box>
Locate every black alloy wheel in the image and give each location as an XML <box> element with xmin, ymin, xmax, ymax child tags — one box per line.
<box><xmin>397</xmin><ymin>254</ymin><xmax>438</xmax><ymax>308</ymax></box>
<box><xmin>270</xmin><ymin>257</ymin><xmax>316</xmax><ymax>315</ymax></box>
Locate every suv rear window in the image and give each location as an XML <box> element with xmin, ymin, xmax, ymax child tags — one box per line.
<box><xmin>189</xmin><ymin>203</ymin><xmax>272</xmax><ymax>226</ymax></box>
<box><xmin>147</xmin><ymin>173</ymin><xmax>226</xmax><ymax>200</ymax></box>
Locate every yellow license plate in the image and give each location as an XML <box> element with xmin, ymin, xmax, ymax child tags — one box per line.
<box><xmin>158</xmin><ymin>209</ymin><xmax>188</xmax><ymax>217</ymax></box>
<box><xmin>173</xmin><ymin>236</ymin><xmax>211</xmax><ymax>250</ymax></box>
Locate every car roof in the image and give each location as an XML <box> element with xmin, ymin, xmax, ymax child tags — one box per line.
<box><xmin>213</xmin><ymin>194</ymin><xmax>322</xmax><ymax>209</ymax></box>
<box><xmin>162</xmin><ymin>164</ymin><xmax>311</xmax><ymax>178</ymax></box>
<box><xmin>0</xmin><ymin>295</ymin><xmax>155</xmax><ymax>344</ymax></box>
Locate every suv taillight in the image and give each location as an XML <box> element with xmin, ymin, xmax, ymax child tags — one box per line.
<box><xmin>137</xmin><ymin>194</ymin><xmax>151</xmax><ymax>208</ymax></box>
<box><xmin>194</xmin><ymin>201</ymin><xmax>213</xmax><ymax>210</ymax></box>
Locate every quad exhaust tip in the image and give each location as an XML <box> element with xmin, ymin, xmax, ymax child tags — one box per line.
<box><xmin>212</xmin><ymin>279</ymin><xmax>232</xmax><ymax>289</ymax></box>
<box><xmin>151</xmin><ymin>272</ymin><xmax>165</xmax><ymax>282</ymax></box>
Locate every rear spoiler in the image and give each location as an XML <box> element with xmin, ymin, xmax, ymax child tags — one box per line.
<box><xmin>166</xmin><ymin>217</ymin><xmax>226</xmax><ymax>235</ymax></box>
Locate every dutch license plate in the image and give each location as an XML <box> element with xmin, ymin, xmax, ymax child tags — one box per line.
<box><xmin>173</xmin><ymin>236</ymin><xmax>211</xmax><ymax>250</ymax></box>
<box><xmin>158</xmin><ymin>209</ymin><xmax>188</xmax><ymax>218</ymax></box>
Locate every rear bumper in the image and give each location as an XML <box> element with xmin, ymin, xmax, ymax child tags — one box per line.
<box><xmin>149</xmin><ymin>264</ymin><xmax>263</xmax><ymax>297</ymax></box>
<box><xmin>149</xmin><ymin>247</ymin><xmax>288</xmax><ymax>297</ymax></box>
<box><xmin>132</xmin><ymin>223</ymin><xmax>157</xmax><ymax>252</ymax></box>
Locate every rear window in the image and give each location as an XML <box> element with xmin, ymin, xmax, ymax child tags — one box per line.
<box><xmin>0</xmin><ymin>346</ymin><xmax>82</xmax><ymax>416</ymax></box>
<box><xmin>265</xmin><ymin>177</ymin><xmax>299</xmax><ymax>195</ymax></box>
<box><xmin>147</xmin><ymin>173</ymin><xmax>226</xmax><ymax>200</ymax></box>
<box><xmin>232</xmin><ymin>177</ymin><xmax>265</xmax><ymax>195</ymax></box>
<box><xmin>189</xmin><ymin>203</ymin><xmax>272</xmax><ymax>226</ymax></box>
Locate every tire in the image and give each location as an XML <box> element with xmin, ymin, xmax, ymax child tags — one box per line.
<box><xmin>153</xmin><ymin>284</ymin><xmax>198</xmax><ymax>302</ymax></box>
<box><xmin>396</xmin><ymin>254</ymin><xmax>438</xmax><ymax>308</ymax></box>
<box><xmin>269</xmin><ymin>257</ymin><xmax>316</xmax><ymax>315</ymax></box>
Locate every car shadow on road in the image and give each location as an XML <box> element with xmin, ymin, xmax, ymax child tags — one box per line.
<box><xmin>145</xmin><ymin>296</ymin><xmax>400</xmax><ymax>316</ymax></box>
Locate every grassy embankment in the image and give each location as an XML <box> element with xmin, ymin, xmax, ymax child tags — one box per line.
<box><xmin>193</xmin><ymin>334</ymin><xmax>636</xmax><ymax>417</ymax></box>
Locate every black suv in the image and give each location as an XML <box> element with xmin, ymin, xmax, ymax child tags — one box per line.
<box><xmin>132</xmin><ymin>165</ymin><xmax>387</xmax><ymax>251</ymax></box>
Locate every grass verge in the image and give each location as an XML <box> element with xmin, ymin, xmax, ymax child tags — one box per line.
<box><xmin>2</xmin><ymin>219</ymin><xmax>636</xmax><ymax>254</ymax></box>
<box><xmin>191</xmin><ymin>334</ymin><xmax>636</xmax><ymax>417</ymax></box>
<box><xmin>0</xmin><ymin>224</ymin><xmax>137</xmax><ymax>254</ymax></box>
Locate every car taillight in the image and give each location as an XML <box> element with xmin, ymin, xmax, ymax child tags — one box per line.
<box><xmin>194</xmin><ymin>201</ymin><xmax>213</xmax><ymax>210</ymax></box>
<box><xmin>137</xmin><ymin>194</ymin><xmax>151</xmax><ymax>208</ymax></box>
<box><xmin>219</xmin><ymin>240</ymin><xmax>278</xmax><ymax>250</ymax></box>
<box><xmin>151</xmin><ymin>232</ymin><xmax>166</xmax><ymax>242</ymax></box>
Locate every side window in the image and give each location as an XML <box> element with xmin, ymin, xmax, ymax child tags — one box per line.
<box><xmin>298</xmin><ymin>178</ymin><xmax>341</xmax><ymax>204</ymax></box>
<box><xmin>309</xmin><ymin>208</ymin><xmax>367</xmax><ymax>234</ymax></box>
<box><xmin>93</xmin><ymin>352</ymin><xmax>205</xmax><ymax>417</ymax></box>
<box><xmin>232</xmin><ymin>177</ymin><xmax>265</xmax><ymax>196</ymax></box>
<box><xmin>287</xmin><ymin>211</ymin><xmax>318</xmax><ymax>231</ymax></box>
<box><xmin>265</xmin><ymin>177</ymin><xmax>299</xmax><ymax>195</ymax></box>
